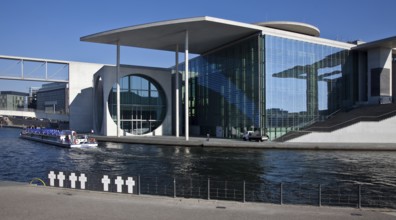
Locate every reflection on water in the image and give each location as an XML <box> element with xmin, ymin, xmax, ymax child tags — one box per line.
<box><xmin>1</xmin><ymin>127</ymin><xmax>396</xmax><ymax>187</ymax></box>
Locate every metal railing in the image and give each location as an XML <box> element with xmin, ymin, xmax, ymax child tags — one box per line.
<box><xmin>42</xmin><ymin>172</ymin><xmax>396</xmax><ymax>209</ymax></box>
<box><xmin>0</xmin><ymin>107</ymin><xmax>68</xmax><ymax>115</ymax></box>
<box><xmin>305</xmin><ymin>109</ymin><xmax>396</xmax><ymax>132</ymax></box>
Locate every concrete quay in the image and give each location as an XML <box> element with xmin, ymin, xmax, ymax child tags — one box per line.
<box><xmin>93</xmin><ymin>135</ymin><xmax>396</xmax><ymax>151</ymax></box>
<box><xmin>0</xmin><ymin>181</ymin><xmax>395</xmax><ymax>220</ymax></box>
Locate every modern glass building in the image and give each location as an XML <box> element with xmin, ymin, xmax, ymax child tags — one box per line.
<box><xmin>36</xmin><ymin>82</ymin><xmax>68</xmax><ymax>114</ymax></box>
<box><xmin>81</xmin><ymin>17</ymin><xmax>396</xmax><ymax>141</ymax></box>
<box><xmin>0</xmin><ymin>91</ymin><xmax>29</xmax><ymax>110</ymax></box>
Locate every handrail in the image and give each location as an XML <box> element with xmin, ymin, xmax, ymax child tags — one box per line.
<box><xmin>326</xmin><ymin>108</ymin><xmax>342</xmax><ymax>119</ymax></box>
<box><xmin>306</xmin><ymin>108</ymin><xmax>396</xmax><ymax>131</ymax></box>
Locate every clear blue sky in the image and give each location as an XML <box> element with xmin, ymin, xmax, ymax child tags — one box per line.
<box><xmin>0</xmin><ymin>0</ymin><xmax>395</xmax><ymax>91</ymax></box>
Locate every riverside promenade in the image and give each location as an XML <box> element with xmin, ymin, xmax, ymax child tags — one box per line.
<box><xmin>1</xmin><ymin>181</ymin><xmax>395</xmax><ymax>220</ymax></box>
<box><xmin>93</xmin><ymin>135</ymin><xmax>396</xmax><ymax>151</ymax></box>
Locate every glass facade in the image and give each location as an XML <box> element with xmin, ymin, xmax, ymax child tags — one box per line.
<box><xmin>180</xmin><ymin>34</ymin><xmax>356</xmax><ymax>140</ymax></box>
<box><xmin>264</xmin><ymin>35</ymin><xmax>354</xmax><ymax>139</ymax></box>
<box><xmin>108</xmin><ymin>75</ymin><xmax>166</xmax><ymax>135</ymax></box>
<box><xmin>181</xmin><ymin>36</ymin><xmax>261</xmax><ymax>138</ymax></box>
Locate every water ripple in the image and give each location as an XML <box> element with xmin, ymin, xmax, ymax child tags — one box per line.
<box><xmin>1</xmin><ymin>127</ymin><xmax>396</xmax><ymax>187</ymax></box>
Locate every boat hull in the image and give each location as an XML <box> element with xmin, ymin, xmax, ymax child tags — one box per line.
<box><xmin>20</xmin><ymin>134</ymin><xmax>98</xmax><ymax>148</ymax></box>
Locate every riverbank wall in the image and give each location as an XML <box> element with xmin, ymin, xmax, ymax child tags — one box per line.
<box><xmin>93</xmin><ymin>135</ymin><xmax>396</xmax><ymax>151</ymax></box>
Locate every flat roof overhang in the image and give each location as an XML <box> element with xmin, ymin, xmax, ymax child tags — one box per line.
<box><xmin>353</xmin><ymin>36</ymin><xmax>396</xmax><ymax>51</ymax></box>
<box><xmin>254</xmin><ymin>21</ymin><xmax>320</xmax><ymax>37</ymax></box>
<box><xmin>80</xmin><ymin>16</ymin><xmax>263</xmax><ymax>54</ymax></box>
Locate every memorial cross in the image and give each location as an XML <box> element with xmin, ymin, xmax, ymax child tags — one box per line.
<box><xmin>126</xmin><ymin>177</ymin><xmax>135</xmax><ymax>194</ymax></box>
<box><xmin>101</xmin><ymin>175</ymin><xmax>111</xmax><ymax>191</ymax></box>
<box><xmin>115</xmin><ymin>176</ymin><xmax>124</xmax><ymax>193</ymax></box>
<box><xmin>48</xmin><ymin>171</ymin><xmax>56</xmax><ymax>186</ymax></box>
<box><xmin>69</xmin><ymin>173</ymin><xmax>77</xmax><ymax>188</ymax></box>
<box><xmin>79</xmin><ymin>174</ymin><xmax>87</xmax><ymax>190</ymax></box>
<box><xmin>57</xmin><ymin>172</ymin><xmax>65</xmax><ymax>187</ymax></box>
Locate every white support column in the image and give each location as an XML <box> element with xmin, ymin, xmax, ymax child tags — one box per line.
<box><xmin>184</xmin><ymin>30</ymin><xmax>189</xmax><ymax>141</ymax></box>
<box><xmin>116</xmin><ymin>42</ymin><xmax>121</xmax><ymax>137</ymax></box>
<box><xmin>44</xmin><ymin>60</ymin><xmax>47</xmax><ymax>80</ymax></box>
<box><xmin>175</xmin><ymin>44</ymin><xmax>179</xmax><ymax>137</ymax></box>
<box><xmin>21</xmin><ymin>59</ymin><xmax>24</xmax><ymax>79</ymax></box>
<box><xmin>45</xmin><ymin>61</ymin><xmax>48</xmax><ymax>81</ymax></box>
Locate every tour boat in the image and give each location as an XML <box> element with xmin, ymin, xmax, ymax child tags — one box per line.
<box><xmin>20</xmin><ymin>128</ymin><xmax>98</xmax><ymax>148</ymax></box>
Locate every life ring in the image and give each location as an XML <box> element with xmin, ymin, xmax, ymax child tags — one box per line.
<box><xmin>74</xmin><ymin>139</ymin><xmax>80</xmax><ymax>144</ymax></box>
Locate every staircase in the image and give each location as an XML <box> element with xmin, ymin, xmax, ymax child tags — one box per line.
<box><xmin>305</xmin><ymin>103</ymin><xmax>396</xmax><ymax>132</ymax></box>
<box><xmin>275</xmin><ymin>103</ymin><xmax>396</xmax><ymax>142</ymax></box>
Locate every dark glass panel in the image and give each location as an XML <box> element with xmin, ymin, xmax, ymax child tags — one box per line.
<box><xmin>180</xmin><ymin>36</ymin><xmax>260</xmax><ymax>138</ymax></box>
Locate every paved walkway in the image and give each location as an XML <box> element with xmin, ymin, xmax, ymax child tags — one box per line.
<box><xmin>94</xmin><ymin>135</ymin><xmax>396</xmax><ymax>150</ymax></box>
<box><xmin>0</xmin><ymin>181</ymin><xmax>395</xmax><ymax>220</ymax></box>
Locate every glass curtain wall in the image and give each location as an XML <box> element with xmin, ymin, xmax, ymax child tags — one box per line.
<box><xmin>264</xmin><ymin>35</ymin><xmax>352</xmax><ymax>140</ymax></box>
<box><xmin>180</xmin><ymin>35</ymin><xmax>261</xmax><ymax>138</ymax></box>
<box><xmin>108</xmin><ymin>75</ymin><xmax>167</xmax><ymax>135</ymax></box>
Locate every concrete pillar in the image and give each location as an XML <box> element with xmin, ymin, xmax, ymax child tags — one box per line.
<box><xmin>116</xmin><ymin>42</ymin><xmax>121</xmax><ymax>137</ymax></box>
<box><xmin>175</xmin><ymin>45</ymin><xmax>179</xmax><ymax>137</ymax></box>
<box><xmin>185</xmin><ymin>30</ymin><xmax>189</xmax><ymax>141</ymax></box>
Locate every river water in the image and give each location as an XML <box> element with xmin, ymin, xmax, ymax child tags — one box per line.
<box><xmin>1</xmin><ymin>127</ymin><xmax>396</xmax><ymax>187</ymax></box>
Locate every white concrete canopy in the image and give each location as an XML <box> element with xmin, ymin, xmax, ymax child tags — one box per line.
<box><xmin>80</xmin><ymin>16</ymin><xmax>262</xmax><ymax>54</ymax></box>
<box><xmin>353</xmin><ymin>36</ymin><xmax>396</xmax><ymax>51</ymax></box>
<box><xmin>254</xmin><ymin>21</ymin><xmax>320</xmax><ymax>37</ymax></box>
<box><xmin>81</xmin><ymin>16</ymin><xmax>262</xmax><ymax>140</ymax></box>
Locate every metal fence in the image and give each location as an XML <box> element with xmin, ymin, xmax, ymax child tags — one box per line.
<box><xmin>133</xmin><ymin>176</ymin><xmax>396</xmax><ymax>209</ymax></box>
<box><xmin>42</xmin><ymin>172</ymin><xmax>396</xmax><ymax>209</ymax></box>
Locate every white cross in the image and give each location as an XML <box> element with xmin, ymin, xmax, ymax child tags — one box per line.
<box><xmin>126</xmin><ymin>177</ymin><xmax>135</xmax><ymax>194</ymax></box>
<box><xmin>115</xmin><ymin>176</ymin><xmax>124</xmax><ymax>193</ymax></box>
<box><xmin>101</xmin><ymin>175</ymin><xmax>111</xmax><ymax>192</ymax></box>
<box><xmin>57</xmin><ymin>172</ymin><xmax>65</xmax><ymax>187</ymax></box>
<box><xmin>69</xmin><ymin>173</ymin><xmax>77</xmax><ymax>188</ymax></box>
<box><xmin>48</xmin><ymin>171</ymin><xmax>56</xmax><ymax>186</ymax></box>
<box><xmin>79</xmin><ymin>173</ymin><xmax>87</xmax><ymax>190</ymax></box>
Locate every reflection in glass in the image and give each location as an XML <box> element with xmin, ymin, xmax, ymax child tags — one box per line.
<box><xmin>180</xmin><ymin>36</ymin><xmax>261</xmax><ymax>138</ymax></box>
<box><xmin>264</xmin><ymin>35</ymin><xmax>354</xmax><ymax>139</ymax></box>
<box><xmin>179</xmin><ymin>34</ymin><xmax>356</xmax><ymax>140</ymax></box>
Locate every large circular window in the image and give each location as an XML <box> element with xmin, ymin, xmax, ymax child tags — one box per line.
<box><xmin>108</xmin><ymin>75</ymin><xmax>167</xmax><ymax>135</ymax></box>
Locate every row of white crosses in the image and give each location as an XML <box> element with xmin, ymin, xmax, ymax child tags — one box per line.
<box><xmin>48</xmin><ymin>171</ymin><xmax>136</xmax><ymax>194</ymax></box>
<box><xmin>48</xmin><ymin>171</ymin><xmax>87</xmax><ymax>189</ymax></box>
<box><xmin>101</xmin><ymin>175</ymin><xmax>136</xmax><ymax>193</ymax></box>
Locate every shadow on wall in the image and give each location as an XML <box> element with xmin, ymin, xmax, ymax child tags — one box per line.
<box><xmin>69</xmin><ymin>87</ymin><xmax>93</xmax><ymax>133</ymax></box>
